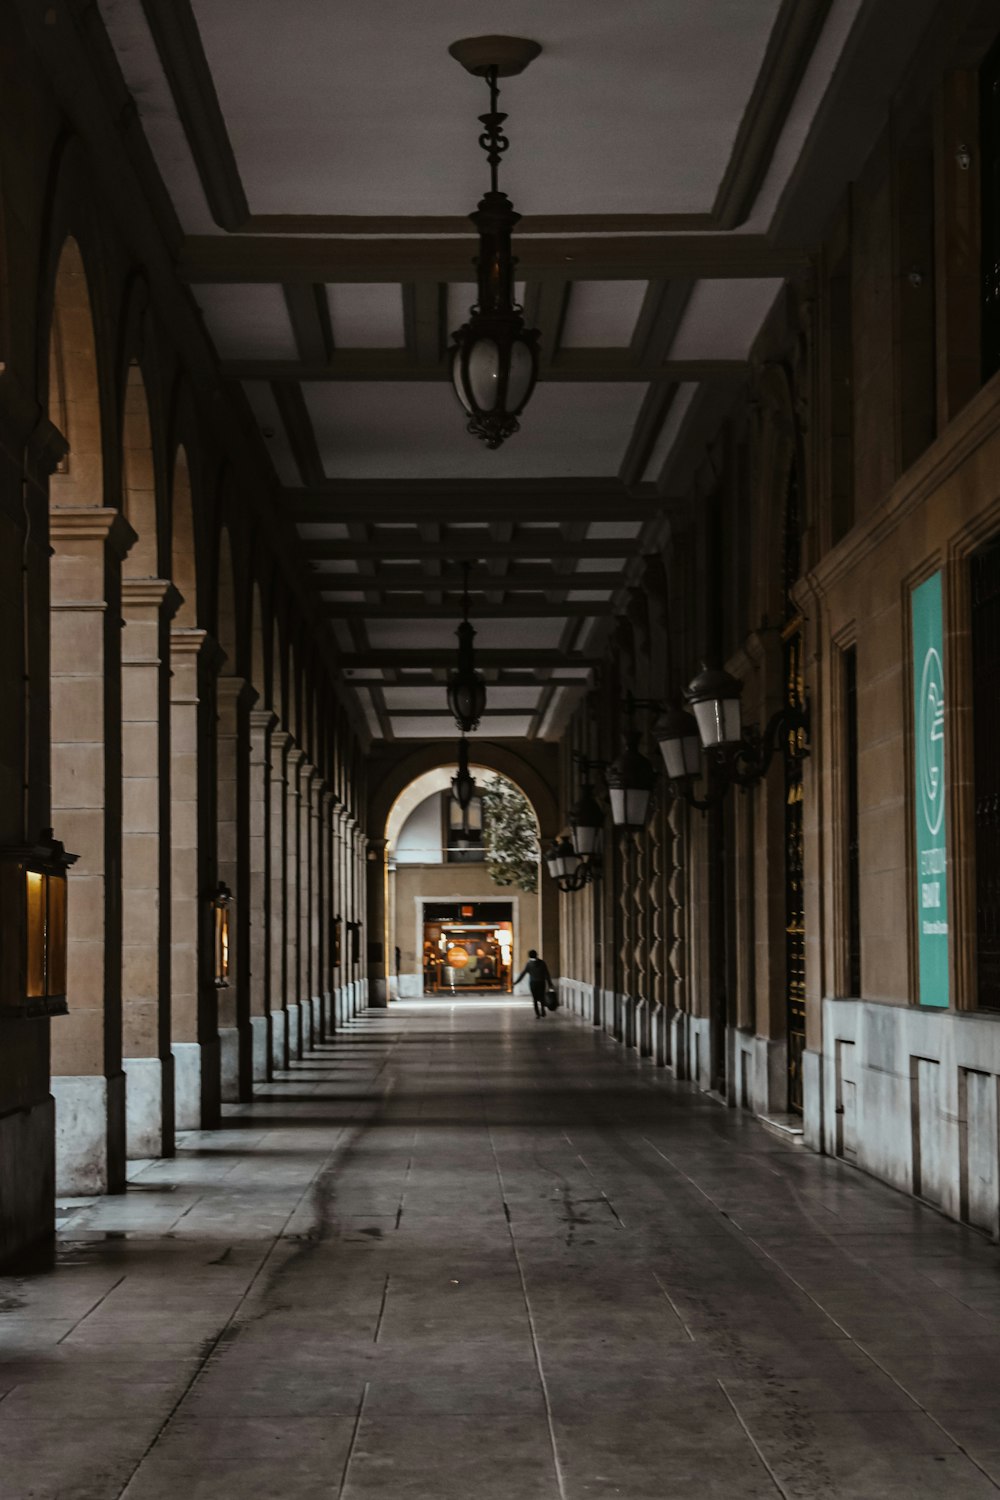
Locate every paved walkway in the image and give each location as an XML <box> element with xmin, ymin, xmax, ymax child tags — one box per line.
<box><xmin>4</xmin><ymin>1000</ymin><xmax>1000</xmax><ymax>1498</ymax></box>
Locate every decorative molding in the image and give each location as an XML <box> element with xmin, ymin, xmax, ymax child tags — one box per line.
<box><xmin>222</xmin><ymin>353</ymin><xmax>746</xmax><ymax>383</ymax></box>
<box><xmin>139</xmin><ymin>0</ymin><xmax>249</xmax><ymax>231</ymax></box>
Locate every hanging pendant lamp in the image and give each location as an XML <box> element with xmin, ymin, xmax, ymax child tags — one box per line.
<box><xmin>447</xmin><ymin>562</ymin><xmax>487</xmax><ymax>733</ymax></box>
<box><xmin>452</xmin><ymin>736</ymin><xmax>477</xmax><ymax>812</ymax></box>
<box><xmin>448</xmin><ymin>35</ymin><xmax>542</xmax><ymax>448</ymax></box>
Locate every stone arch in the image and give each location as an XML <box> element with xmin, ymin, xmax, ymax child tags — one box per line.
<box><xmin>170</xmin><ymin>446</ymin><xmax>197</xmax><ymax>626</ymax></box>
<box><xmin>47</xmin><ymin>235</ymin><xmax>103</xmax><ymax>509</ymax></box>
<box><xmin>121</xmin><ymin>363</ymin><xmax>157</xmax><ymax>578</ymax></box>
<box><xmin>371</xmin><ymin>742</ymin><xmax>559</xmax><ymax>844</ymax></box>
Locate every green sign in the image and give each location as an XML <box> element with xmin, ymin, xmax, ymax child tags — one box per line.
<box><xmin>912</xmin><ymin>570</ymin><xmax>948</xmax><ymax>1007</ymax></box>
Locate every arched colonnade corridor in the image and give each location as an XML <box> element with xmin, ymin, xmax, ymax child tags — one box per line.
<box><xmin>6</xmin><ymin>1</ymin><xmax>1000</xmax><ymax>1495</ymax></box>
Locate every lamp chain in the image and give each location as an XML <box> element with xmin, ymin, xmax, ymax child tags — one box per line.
<box><xmin>478</xmin><ymin>65</ymin><xmax>510</xmax><ymax>195</ymax></box>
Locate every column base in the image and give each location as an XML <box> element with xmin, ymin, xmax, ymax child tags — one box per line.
<box><xmin>219</xmin><ymin>1027</ymin><xmax>241</xmax><ymax>1104</ymax></box>
<box><xmin>802</xmin><ymin>1046</ymin><xmax>824</xmax><ymax>1152</ymax></box>
<box><xmin>271</xmin><ymin>1008</ymin><xmax>287</xmax><ymax>1072</ymax></box>
<box><xmin>172</xmin><ymin>1042</ymin><xmax>201</xmax><ymax>1131</ymax></box>
<box><xmin>286</xmin><ymin>1003</ymin><xmax>301</xmax><ymax>1060</ymax></box>
<box><xmin>123</xmin><ymin>1055</ymin><xmax>174</xmax><ymax>1159</ymax></box>
<box><xmin>0</xmin><ymin>1095</ymin><xmax>55</xmax><ymax>1267</ymax></box>
<box><xmin>301</xmin><ymin>999</ymin><xmax>314</xmax><ymax>1053</ymax></box>
<box><xmin>52</xmin><ymin>1072</ymin><xmax>126</xmax><ymax>1195</ymax></box>
<box><xmin>251</xmin><ymin>1015</ymin><xmax>271</xmax><ymax>1081</ymax></box>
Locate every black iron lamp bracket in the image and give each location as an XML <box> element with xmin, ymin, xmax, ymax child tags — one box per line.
<box><xmin>724</xmin><ymin>696</ymin><xmax>811</xmax><ymax>788</ymax></box>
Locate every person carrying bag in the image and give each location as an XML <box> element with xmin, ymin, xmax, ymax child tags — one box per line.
<box><xmin>513</xmin><ymin>949</ymin><xmax>557</xmax><ymax>1019</ymax></box>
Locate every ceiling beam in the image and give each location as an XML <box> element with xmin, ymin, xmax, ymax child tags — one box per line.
<box><xmin>301</xmin><ymin>537</ymin><xmax>643</xmax><ymax>561</ymax></box>
<box><xmin>271</xmin><ymin>382</ymin><xmax>325</xmax><ymax>487</ymax></box>
<box><xmin>286</xmin><ymin>479</ymin><xmax>664</xmax><ymax>523</ymax></box>
<box><xmin>180</xmin><ymin>234</ymin><xmax>810</xmax><ymax>284</ymax></box>
<box><xmin>315</xmin><ymin>570</ymin><xmax>627</xmax><ymax>592</ymax></box>
<box><xmin>402</xmin><ymin>283</ymin><xmax>445</xmax><ymax>365</ymax></box>
<box><xmin>221</xmin><ymin>353</ymin><xmax>745</xmax><ymax>383</ymax></box>
<box><xmin>283</xmin><ymin>284</ymin><xmax>334</xmax><ymax>364</ymax></box>
<box><xmin>341</xmin><ymin>650</ymin><xmax>598</xmax><ymax>669</ymax></box>
<box><xmin>139</xmin><ymin>0</ymin><xmax>248</xmax><ymax>232</ymax></box>
<box><xmin>325</xmin><ymin>600</ymin><xmax>614</xmax><ymax>618</ymax></box>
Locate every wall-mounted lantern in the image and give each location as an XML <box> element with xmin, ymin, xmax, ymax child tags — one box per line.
<box><xmin>654</xmin><ymin>663</ymin><xmax>810</xmax><ymax>807</ymax></box>
<box><xmin>210</xmin><ymin>882</ymin><xmax>232</xmax><ymax>989</ymax></box>
<box><xmin>0</xmin><ymin>829</ymin><xmax>76</xmax><ymax>1018</ymax></box>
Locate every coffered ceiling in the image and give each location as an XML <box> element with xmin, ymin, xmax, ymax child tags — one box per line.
<box><xmin>97</xmin><ymin>0</ymin><xmax>928</xmax><ymax>742</ymax></box>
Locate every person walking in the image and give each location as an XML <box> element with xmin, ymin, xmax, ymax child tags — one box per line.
<box><xmin>513</xmin><ymin>949</ymin><xmax>554</xmax><ymax>1018</ymax></box>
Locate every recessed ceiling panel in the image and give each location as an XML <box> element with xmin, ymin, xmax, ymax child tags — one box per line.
<box><xmin>303</xmin><ymin>382</ymin><xmax>648</xmax><ymax>479</ymax></box>
<box><xmin>364</xmin><ymin>617</ymin><xmax>568</xmax><ymax>650</ymax></box>
<box><xmin>197</xmin><ymin>285</ymin><xmax>298</xmax><ymax>360</ymax></box>
<box><xmin>189</xmin><ymin>0</ymin><xmax>783</xmax><ymax>217</ymax></box>
<box><xmin>382</xmin><ymin>684</ymin><xmax>541</xmax><ymax>711</ymax></box>
<box><xmin>391</xmin><ymin>715</ymin><xmax>535</xmax><ymax>739</ymax></box>
<box><xmin>585</xmin><ymin>521</ymin><xmax>643</xmax><ymax>540</ymax></box>
<box><xmin>560</xmin><ymin>282</ymin><xmax>648</xmax><ymax>348</ymax></box>
<box><xmin>326</xmin><ymin>284</ymin><xmax>405</xmax><ymax>348</ymax></box>
<box><xmin>668</xmin><ymin>278</ymin><xmax>783</xmax><ymax>360</ymax></box>
<box><xmin>298</xmin><ymin>522</ymin><xmax>351</xmax><ymax>539</ymax></box>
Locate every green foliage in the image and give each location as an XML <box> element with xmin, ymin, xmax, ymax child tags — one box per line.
<box><xmin>481</xmin><ymin>776</ymin><xmax>538</xmax><ymax>893</ymax></box>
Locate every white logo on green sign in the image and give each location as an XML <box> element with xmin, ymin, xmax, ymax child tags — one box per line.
<box><xmin>918</xmin><ymin>645</ymin><xmax>945</xmax><ymax>837</ymax></box>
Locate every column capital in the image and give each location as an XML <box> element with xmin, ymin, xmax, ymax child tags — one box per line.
<box><xmin>170</xmin><ymin>626</ymin><xmax>223</xmax><ymax>670</ymax></box>
<box><xmin>270</xmin><ymin>727</ymin><xmax>294</xmax><ymax>753</ymax></box>
<box><xmin>121</xmin><ymin>578</ymin><xmax>182</xmax><ymax>619</ymax></box>
<box><xmin>286</xmin><ymin>744</ymin><xmax>306</xmax><ymax>773</ymax></box>
<box><xmin>216</xmin><ymin>674</ymin><xmax>259</xmax><ymax>711</ymax></box>
<box><xmin>50</xmin><ymin>506</ymin><xmax>137</xmax><ymax>561</ymax></box>
<box><xmin>249</xmin><ymin>708</ymin><xmax>279</xmax><ymax>735</ymax></box>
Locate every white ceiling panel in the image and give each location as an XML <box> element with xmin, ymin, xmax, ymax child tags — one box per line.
<box><xmin>586</xmin><ymin>521</ymin><xmax>643</xmax><ymax>540</ymax></box>
<box><xmin>355</xmin><ymin>688</ymin><xmax>382</xmax><ymax>738</ymax></box>
<box><xmin>326</xmin><ymin>284</ymin><xmax>405</xmax><ymax>348</ymax></box>
<box><xmin>303</xmin><ymin>382</ymin><xmax>648</xmax><ymax>479</ymax></box>
<box><xmin>190</xmin><ymin>0</ymin><xmax>782</xmax><ymax>217</ymax></box>
<box><xmin>382</xmin><ymin>684</ymin><xmax>542</xmax><ymax>711</ymax></box>
<box><xmin>242</xmin><ymin>382</ymin><xmax>300</xmax><ymax>485</ymax></box>
<box><xmin>365</xmin><ymin>617</ymin><xmax>568</xmax><ymax>650</ymax></box>
<box><xmin>566</xmin><ymin>591</ymin><xmax>613</xmax><ymax>603</ymax></box>
<box><xmin>561</xmin><ymin>282</ymin><xmax>648</xmax><ymax>348</ymax></box>
<box><xmin>668</xmin><ymin>279</ymin><xmax>783</xmax><ymax>361</ymax></box>
<box><xmin>297</xmin><ymin>522</ymin><xmax>351</xmax><ymax>540</ymax></box>
<box><xmin>575</xmin><ymin>557</ymin><xmax>627</xmax><ymax>572</ymax></box>
<box><xmin>391</xmin><ymin>715</ymin><xmax>536</xmax><ymax>739</ymax></box>
<box><xmin>197</xmin><ymin>285</ymin><xmax>298</xmax><ymax>360</ymax></box>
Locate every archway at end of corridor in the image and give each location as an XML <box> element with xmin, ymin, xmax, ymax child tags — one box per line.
<box><xmin>366</xmin><ymin>742</ymin><xmax>562</xmax><ymax>1007</ymax></box>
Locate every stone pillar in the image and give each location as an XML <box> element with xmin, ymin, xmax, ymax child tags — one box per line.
<box><xmin>216</xmin><ymin>676</ymin><xmax>256</xmax><ymax>1102</ymax></box>
<box><xmin>284</xmin><ymin>745</ymin><xmax>304</xmax><ymax>1056</ymax></box>
<box><xmin>169</xmin><ymin>627</ymin><xmax>222</xmax><ymax>1130</ymax></box>
<box><xmin>538</xmin><ymin>826</ymin><xmax>562</xmax><ymax>989</ymax></box>
<box><xmin>366</xmin><ymin>837</ymin><xmax>389</xmax><ymax>1007</ymax></box>
<box><xmin>668</xmin><ymin>799</ymin><xmax>689</xmax><ymax>1078</ymax></box>
<box><xmin>335</xmin><ymin>805</ymin><xmax>349</xmax><ymax>1023</ymax></box>
<box><xmin>120</xmin><ymin>578</ymin><xmax>179</xmax><ymax>1159</ymax></box>
<box><xmin>299</xmin><ymin>762</ymin><xmax>316</xmax><ymax>1049</ymax></box>
<box><xmin>50</xmin><ymin>508</ymin><xmax>135</xmax><ymax>1194</ymax></box>
<box><xmin>309</xmin><ymin>777</ymin><xmax>324</xmax><ymax>1036</ymax></box>
<box><xmin>268</xmin><ymin>729</ymin><xmax>290</xmax><ymax>1069</ymax></box>
<box><xmin>248</xmin><ymin>710</ymin><xmax>276</xmax><ymax>1079</ymax></box>
<box><xmin>317</xmin><ymin>787</ymin><xmax>332</xmax><ymax>1037</ymax></box>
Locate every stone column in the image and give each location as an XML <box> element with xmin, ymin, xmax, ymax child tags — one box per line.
<box><xmin>668</xmin><ymin>799</ymin><xmax>689</xmax><ymax>1078</ymax></box>
<box><xmin>50</xmin><ymin>507</ymin><xmax>135</xmax><ymax>1194</ymax></box>
<box><xmin>248</xmin><ymin>710</ymin><xmax>276</xmax><ymax>1079</ymax></box>
<box><xmin>216</xmin><ymin>676</ymin><xmax>256</xmax><ymax>1102</ymax></box>
<box><xmin>120</xmin><ymin>578</ymin><xmax>179</xmax><ymax>1159</ymax></box>
<box><xmin>538</xmin><ymin>825</ymin><xmax>562</xmax><ymax>995</ymax></box>
<box><xmin>309</xmin><ymin>777</ymin><xmax>324</xmax><ymax>1036</ymax></box>
<box><xmin>284</xmin><ymin>745</ymin><xmax>304</xmax><ymax>1056</ymax></box>
<box><xmin>268</xmin><ymin>729</ymin><xmax>290</xmax><ymax>1070</ymax></box>
<box><xmin>366</xmin><ymin>837</ymin><xmax>389</xmax><ymax>1007</ymax></box>
<box><xmin>335</xmin><ymin>805</ymin><xmax>349</xmax><ymax>1023</ymax></box>
<box><xmin>169</xmin><ymin>626</ymin><xmax>222</xmax><ymax>1130</ymax></box>
<box><xmin>298</xmin><ymin>762</ymin><xmax>316</xmax><ymax>1049</ymax></box>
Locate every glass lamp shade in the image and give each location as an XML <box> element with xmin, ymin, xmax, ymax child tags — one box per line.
<box><xmin>559</xmin><ymin>838</ymin><xmax>581</xmax><ymax>879</ymax></box>
<box><xmin>654</xmin><ymin>705</ymin><xmax>702</xmax><ymax>781</ymax></box>
<box><xmin>211</xmin><ymin>882</ymin><xmax>233</xmax><ymax>989</ymax></box>
<box><xmin>569</xmin><ymin>782</ymin><xmax>604</xmax><ymax>861</ymax></box>
<box><xmin>686</xmin><ymin>664</ymin><xmax>744</xmax><ymax>750</ymax></box>
<box><xmin>605</xmin><ymin>732</ymin><xmax>657</xmax><ymax>831</ymax></box>
<box><xmin>450</xmin><ymin>320</ymin><xmax>540</xmax><ymax>449</ymax></box>
<box><xmin>544</xmin><ymin>842</ymin><xmax>564</xmax><ymax>880</ymax></box>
